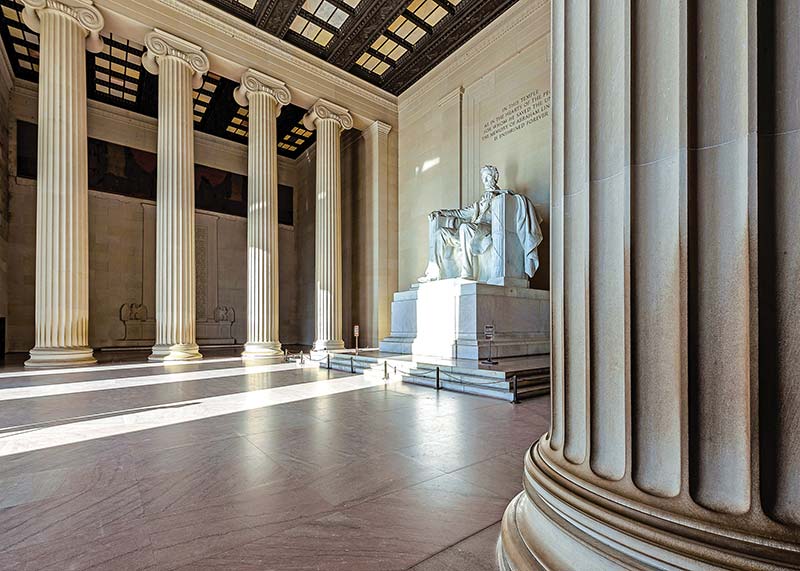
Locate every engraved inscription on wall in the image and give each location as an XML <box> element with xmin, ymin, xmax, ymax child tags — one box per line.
<box><xmin>481</xmin><ymin>89</ymin><xmax>551</xmax><ymax>143</ymax></box>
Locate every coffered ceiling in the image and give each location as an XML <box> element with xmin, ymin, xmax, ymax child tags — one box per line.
<box><xmin>0</xmin><ymin>0</ymin><xmax>520</xmax><ymax>157</ymax></box>
<box><xmin>201</xmin><ymin>0</ymin><xmax>520</xmax><ymax>94</ymax></box>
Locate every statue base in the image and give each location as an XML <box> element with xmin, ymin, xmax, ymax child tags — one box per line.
<box><xmin>380</xmin><ymin>278</ymin><xmax>549</xmax><ymax>360</ymax></box>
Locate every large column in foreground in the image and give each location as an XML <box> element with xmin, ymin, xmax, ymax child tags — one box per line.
<box><xmin>142</xmin><ymin>29</ymin><xmax>209</xmax><ymax>362</ymax></box>
<box><xmin>498</xmin><ymin>1</ymin><xmax>800</xmax><ymax>569</ymax></box>
<box><xmin>302</xmin><ymin>99</ymin><xmax>353</xmax><ymax>353</ymax></box>
<box><xmin>234</xmin><ymin>69</ymin><xmax>291</xmax><ymax>361</ymax></box>
<box><xmin>22</xmin><ymin>0</ymin><xmax>104</xmax><ymax>368</ymax></box>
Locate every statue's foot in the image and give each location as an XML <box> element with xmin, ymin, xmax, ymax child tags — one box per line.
<box><xmin>418</xmin><ymin>274</ymin><xmax>439</xmax><ymax>283</ymax></box>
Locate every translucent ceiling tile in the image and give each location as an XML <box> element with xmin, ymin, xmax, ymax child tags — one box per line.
<box><xmin>328</xmin><ymin>8</ymin><xmax>348</xmax><ymax>29</ymax></box>
<box><xmin>92</xmin><ymin>34</ymin><xmax>144</xmax><ymax>106</ymax></box>
<box><xmin>1</xmin><ymin>5</ymin><xmax>17</xmax><ymax>20</ymax></box>
<box><xmin>303</xmin><ymin>0</ymin><xmax>323</xmax><ymax>12</ymax></box>
<box><xmin>290</xmin><ymin>15</ymin><xmax>308</xmax><ymax>34</ymax></box>
<box><xmin>406</xmin><ymin>26</ymin><xmax>426</xmax><ymax>44</ymax></box>
<box><xmin>316</xmin><ymin>29</ymin><xmax>334</xmax><ymax>47</ymax></box>
<box><xmin>373</xmin><ymin>61</ymin><xmax>390</xmax><ymax>76</ymax></box>
<box><xmin>388</xmin><ymin>45</ymin><xmax>407</xmax><ymax>61</ymax></box>
<box><xmin>343</xmin><ymin>0</ymin><xmax>360</xmax><ymax>6</ymax></box>
<box><xmin>378</xmin><ymin>38</ymin><xmax>397</xmax><ymax>56</ymax></box>
<box><xmin>192</xmin><ymin>72</ymin><xmax>220</xmax><ymax>124</ymax></box>
<box><xmin>236</xmin><ymin>0</ymin><xmax>258</xmax><ymax>8</ymax></box>
<box><xmin>425</xmin><ymin>6</ymin><xmax>448</xmax><ymax>26</ymax></box>
<box><xmin>316</xmin><ymin>1</ymin><xmax>335</xmax><ymax>21</ymax></box>
<box><xmin>302</xmin><ymin>21</ymin><xmax>321</xmax><ymax>40</ymax></box>
<box><xmin>412</xmin><ymin>0</ymin><xmax>438</xmax><ymax>20</ymax></box>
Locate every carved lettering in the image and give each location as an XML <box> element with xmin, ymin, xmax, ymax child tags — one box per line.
<box><xmin>480</xmin><ymin>89</ymin><xmax>551</xmax><ymax>143</ymax></box>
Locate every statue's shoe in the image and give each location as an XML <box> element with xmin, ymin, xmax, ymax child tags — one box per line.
<box><xmin>417</xmin><ymin>275</ymin><xmax>439</xmax><ymax>283</ymax></box>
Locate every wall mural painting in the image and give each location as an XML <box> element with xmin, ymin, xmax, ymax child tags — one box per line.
<box><xmin>16</xmin><ymin>120</ymin><xmax>293</xmax><ymax>223</ymax></box>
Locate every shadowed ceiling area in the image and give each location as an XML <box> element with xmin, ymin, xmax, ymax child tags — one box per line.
<box><xmin>0</xmin><ymin>0</ymin><xmax>316</xmax><ymax>159</ymax></box>
<box><xmin>0</xmin><ymin>0</ymin><xmax>520</xmax><ymax>154</ymax></box>
<box><xmin>203</xmin><ymin>0</ymin><xmax>520</xmax><ymax>94</ymax></box>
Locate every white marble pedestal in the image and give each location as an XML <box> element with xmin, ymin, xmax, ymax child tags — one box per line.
<box><xmin>380</xmin><ymin>279</ymin><xmax>549</xmax><ymax>360</ymax></box>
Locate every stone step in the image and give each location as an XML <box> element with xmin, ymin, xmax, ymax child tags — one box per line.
<box><xmin>324</xmin><ymin>351</ymin><xmax>549</xmax><ymax>402</ymax></box>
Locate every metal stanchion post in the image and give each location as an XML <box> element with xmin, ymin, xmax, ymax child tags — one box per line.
<box><xmin>350</xmin><ymin>356</ymin><xmax>354</xmax><ymax>374</ymax></box>
<box><xmin>384</xmin><ymin>361</ymin><xmax>388</xmax><ymax>380</ymax></box>
<box><xmin>327</xmin><ymin>353</ymin><xmax>331</xmax><ymax>370</ymax></box>
<box><xmin>436</xmin><ymin>366</ymin><xmax>441</xmax><ymax>390</ymax></box>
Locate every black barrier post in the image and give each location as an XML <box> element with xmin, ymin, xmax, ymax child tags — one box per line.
<box><xmin>350</xmin><ymin>356</ymin><xmax>355</xmax><ymax>374</ymax></box>
<box><xmin>512</xmin><ymin>374</ymin><xmax>519</xmax><ymax>404</ymax></box>
<box><xmin>436</xmin><ymin>367</ymin><xmax>441</xmax><ymax>390</ymax></box>
<box><xmin>327</xmin><ymin>353</ymin><xmax>331</xmax><ymax>370</ymax></box>
<box><xmin>384</xmin><ymin>361</ymin><xmax>388</xmax><ymax>380</ymax></box>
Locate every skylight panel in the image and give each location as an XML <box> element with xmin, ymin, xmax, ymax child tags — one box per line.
<box><xmin>225</xmin><ymin>106</ymin><xmax>249</xmax><ymax>138</ymax></box>
<box><xmin>1</xmin><ymin>0</ymin><xmax>39</xmax><ymax>74</ymax></box>
<box><xmin>193</xmin><ymin>72</ymin><xmax>220</xmax><ymax>124</ymax></box>
<box><xmin>289</xmin><ymin>0</ymin><xmax>359</xmax><ymax>48</ymax></box>
<box><xmin>354</xmin><ymin>0</ymin><xmax>454</xmax><ymax>78</ymax></box>
<box><xmin>93</xmin><ymin>35</ymin><xmax>143</xmax><ymax>105</ymax></box>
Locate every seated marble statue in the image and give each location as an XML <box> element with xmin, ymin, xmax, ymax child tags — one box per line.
<box><xmin>419</xmin><ymin>165</ymin><xmax>543</xmax><ymax>284</ymax></box>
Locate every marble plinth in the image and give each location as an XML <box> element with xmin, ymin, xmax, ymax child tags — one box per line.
<box><xmin>380</xmin><ymin>279</ymin><xmax>549</xmax><ymax>360</ymax></box>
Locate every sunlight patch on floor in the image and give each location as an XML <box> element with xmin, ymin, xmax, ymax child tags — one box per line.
<box><xmin>0</xmin><ymin>374</ymin><xmax>387</xmax><ymax>457</ymax></box>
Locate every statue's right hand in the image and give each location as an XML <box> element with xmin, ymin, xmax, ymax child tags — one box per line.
<box><xmin>428</xmin><ymin>211</ymin><xmax>440</xmax><ymax>221</ymax></box>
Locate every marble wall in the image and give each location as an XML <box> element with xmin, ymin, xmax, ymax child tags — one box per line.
<box><xmin>6</xmin><ymin>175</ymin><xmax>302</xmax><ymax>352</ymax></box>
<box><xmin>397</xmin><ymin>0</ymin><xmax>551</xmax><ymax>290</ymax></box>
<box><xmin>0</xmin><ymin>61</ymin><xmax>10</xmax><ymax>342</ymax></box>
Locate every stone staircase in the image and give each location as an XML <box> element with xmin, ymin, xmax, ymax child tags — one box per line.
<box><xmin>323</xmin><ymin>350</ymin><xmax>549</xmax><ymax>402</ymax></box>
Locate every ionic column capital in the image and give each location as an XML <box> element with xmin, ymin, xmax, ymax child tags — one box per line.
<box><xmin>302</xmin><ymin>98</ymin><xmax>353</xmax><ymax>132</ymax></box>
<box><xmin>234</xmin><ymin>69</ymin><xmax>291</xmax><ymax>115</ymax></box>
<box><xmin>142</xmin><ymin>28</ymin><xmax>209</xmax><ymax>89</ymax></box>
<box><xmin>21</xmin><ymin>0</ymin><xmax>104</xmax><ymax>53</ymax></box>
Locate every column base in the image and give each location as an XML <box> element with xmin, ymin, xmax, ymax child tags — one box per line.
<box><xmin>498</xmin><ymin>440</ymin><xmax>797</xmax><ymax>571</ymax></box>
<box><xmin>25</xmin><ymin>346</ymin><xmax>96</xmax><ymax>368</ymax></box>
<box><xmin>149</xmin><ymin>343</ymin><xmax>203</xmax><ymax>362</ymax></box>
<box><xmin>242</xmin><ymin>341</ymin><xmax>283</xmax><ymax>362</ymax></box>
<box><xmin>312</xmin><ymin>339</ymin><xmax>345</xmax><ymax>352</ymax></box>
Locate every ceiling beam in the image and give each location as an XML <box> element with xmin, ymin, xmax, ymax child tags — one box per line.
<box><xmin>401</xmin><ymin>9</ymin><xmax>434</xmax><ymax>35</ymax></box>
<box><xmin>257</xmin><ymin>0</ymin><xmax>303</xmax><ymax>35</ymax></box>
<box><xmin>328</xmin><ymin>0</ymin><xmax>408</xmax><ymax>67</ymax></box>
<box><xmin>384</xmin><ymin>0</ymin><xmax>520</xmax><ymax>94</ymax></box>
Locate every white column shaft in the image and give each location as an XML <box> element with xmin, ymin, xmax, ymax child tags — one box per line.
<box><xmin>150</xmin><ymin>56</ymin><xmax>201</xmax><ymax>361</ymax></box>
<box><xmin>243</xmin><ymin>92</ymin><xmax>281</xmax><ymax>358</ymax></box>
<box><xmin>27</xmin><ymin>9</ymin><xmax>94</xmax><ymax>367</ymax></box>
<box><xmin>313</xmin><ymin>118</ymin><xmax>344</xmax><ymax>351</ymax></box>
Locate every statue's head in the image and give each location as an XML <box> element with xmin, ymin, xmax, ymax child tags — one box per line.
<box><xmin>480</xmin><ymin>165</ymin><xmax>500</xmax><ymax>190</ymax></box>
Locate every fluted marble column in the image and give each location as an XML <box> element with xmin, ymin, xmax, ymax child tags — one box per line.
<box><xmin>142</xmin><ymin>29</ymin><xmax>208</xmax><ymax>361</ymax></box>
<box><xmin>498</xmin><ymin>1</ymin><xmax>800</xmax><ymax>569</ymax></box>
<box><xmin>302</xmin><ymin>99</ymin><xmax>353</xmax><ymax>352</ymax></box>
<box><xmin>22</xmin><ymin>0</ymin><xmax>103</xmax><ymax>368</ymax></box>
<box><xmin>234</xmin><ymin>69</ymin><xmax>291</xmax><ymax>361</ymax></box>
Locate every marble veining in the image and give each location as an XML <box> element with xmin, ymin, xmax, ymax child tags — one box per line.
<box><xmin>0</xmin><ymin>354</ymin><xmax>549</xmax><ymax>570</ymax></box>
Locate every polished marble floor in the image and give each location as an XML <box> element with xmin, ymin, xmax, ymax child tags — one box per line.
<box><xmin>0</xmin><ymin>351</ymin><xmax>550</xmax><ymax>570</ymax></box>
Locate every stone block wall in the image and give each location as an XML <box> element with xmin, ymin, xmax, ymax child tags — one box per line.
<box><xmin>397</xmin><ymin>0</ymin><xmax>551</xmax><ymax>290</ymax></box>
